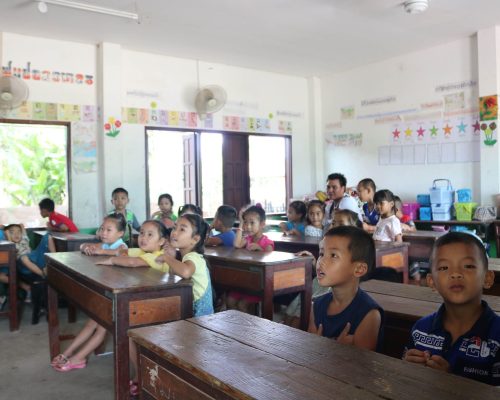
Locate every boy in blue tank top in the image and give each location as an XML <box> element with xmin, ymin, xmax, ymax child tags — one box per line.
<box><xmin>404</xmin><ymin>232</ymin><xmax>499</xmax><ymax>386</ymax></box>
<box><xmin>308</xmin><ymin>226</ymin><xmax>383</xmax><ymax>351</ymax></box>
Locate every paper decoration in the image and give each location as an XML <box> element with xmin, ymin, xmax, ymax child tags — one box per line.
<box><xmin>139</xmin><ymin>109</ymin><xmax>149</xmax><ymax>124</ymax></box>
<box><xmin>32</xmin><ymin>102</ymin><xmax>47</xmax><ymax>120</ymax></box>
<box><xmin>104</xmin><ymin>117</ymin><xmax>121</xmax><ymax>138</ymax></box>
<box><xmin>72</xmin><ymin>121</ymin><xmax>97</xmax><ymax>174</ymax></box>
<box><xmin>481</xmin><ymin>121</ymin><xmax>497</xmax><ymax>146</ymax></box>
<box><xmin>341</xmin><ymin>106</ymin><xmax>355</xmax><ymax>120</ymax></box>
<box><xmin>168</xmin><ymin>111</ymin><xmax>179</xmax><ymax>126</ymax></box>
<box><xmin>479</xmin><ymin>95</ymin><xmax>498</xmax><ymax>121</ymax></box>
<box><xmin>127</xmin><ymin>108</ymin><xmax>138</xmax><ymax>124</ymax></box>
<box><xmin>330</xmin><ymin>133</ymin><xmax>362</xmax><ymax>147</ymax></box>
<box><xmin>81</xmin><ymin>105</ymin><xmax>96</xmax><ymax>122</ymax></box>
<box><xmin>187</xmin><ymin>112</ymin><xmax>198</xmax><ymax>128</ymax></box>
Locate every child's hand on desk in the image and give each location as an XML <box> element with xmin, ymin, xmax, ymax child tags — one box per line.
<box><xmin>404</xmin><ymin>349</ymin><xmax>431</xmax><ymax>365</ymax></box>
<box><xmin>426</xmin><ymin>354</ymin><xmax>450</xmax><ymax>372</ymax></box>
<box><xmin>95</xmin><ymin>258</ymin><xmax>113</xmax><ymax>265</ymax></box>
<box><xmin>247</xmin><ymin>243</ymin><xmax>263</xmax><ymax>251</ymax></box>
<box><xmin>336</xmin><ymin>322</ymin><xmax>354</xmax><ymax>346</ymax></box>
<box><xmin>81</xmin><ymin>244</ymin><xmax>97</xmax><ymax>256</ymax></box>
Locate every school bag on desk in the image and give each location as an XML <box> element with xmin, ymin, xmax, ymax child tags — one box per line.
<box><xmin>473</xmin><ymin>206</ymin><xmax>497</xmax><ymax>221</ymax></box>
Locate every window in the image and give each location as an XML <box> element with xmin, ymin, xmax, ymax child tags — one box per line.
<box><xmin>0</xmin><ymin>121</ymin><xmax>70</xmax><ymax>227</ymax></box>
<box><xmin>146</xmin><ymin>128</ymin><xmax>290</xmax><ymax>218</ymax></box>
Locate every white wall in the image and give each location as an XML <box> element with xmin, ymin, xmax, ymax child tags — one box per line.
<box><xmin>1</xmin><ymin>32</ymin><xmax>313</xmax><ymax>227</ymax></box>
<box><xmin>321</xmin><ymin>37</ymin><xmax>481</xmax><ymax>202</ymax></box>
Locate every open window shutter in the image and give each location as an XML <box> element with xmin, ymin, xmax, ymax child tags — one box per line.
<box><xmin>222</xmin><ymin>134</ymin><xmax>250</xmax><ymax>210</ymax></box>
<box><xmin>182</xmin><ymin>133</ymin><xmax>199</xmax><ymax>205</ymax></box>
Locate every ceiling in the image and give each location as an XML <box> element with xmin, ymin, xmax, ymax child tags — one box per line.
<box><xmin>0</xmin><ymin>0</ymin><xmax>500</xmax><ymax>77</ymax></box>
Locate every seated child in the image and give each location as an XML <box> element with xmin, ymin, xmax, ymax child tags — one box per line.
<box><xmin>357</xmin><ymin>178</ymin><xmax>378</xmax><ymax>234</ymax></box>
<box><xmin>107</xmin><ymin>187</ymin><xmax>140</xmax><ymax>243</ymax></box>
<box><xmin>232</xmin><ymin>205</ymin><xmax>274</xmax><ymax>313</ymax></box>
<box><xmin>329</xmin><ymin>209</ymin><xmax>363</xmax><ymax>230</ymax></box>
<box><xmin>403</xmin><ymin>232</ymin><xmax>499</xmax><ymax>386</ymax></box>
<box><xmin>304</xmin><ymin>200</ymin><xmax>325</xmax><ymax>238</ymax></box>
<box><xmin>280</xmin><ymin>200</ymin><xmax>307</xmax><ymax>236</ymax></box>
<box><xmin>206</xmin><ymin>205</ymin><xmax>237</xmax><ymax>247</ymax></box>
<box><xmin>373</xmin><ymin>189</ymin><xmax>402</xmax><ymax>242</ymax></box>
<box><xmin>178</xmin><ymin>203</ymin><xmax>202</xmax><ymax>217</ymax></box>
<box><xmin>51</xmin><ymin>213</ymin><xmax>128</xmax><ymax>372</ymax></box>
<box><xmin>151</xmin><ymin>193</ymin><xmax>176</xmax><ymax>228</ymax></box>
<box><xmin>308</xmin><ymin>226</ymin><xmax>384</xmax><ymax>351</ymax></box>
<box><xmin>394</xmin><ymin>196</ymin><xmax>417</xmax><ymax>233</ymax></box>
<box><xmin>39</xmin><ymin>197</ymin><xmax>79</xmax><ymax>252</ymax></box>
<box><xmin>3</xmin><ymin>224</ymin><xmax>47</xmax><ymax>302</ymax></box>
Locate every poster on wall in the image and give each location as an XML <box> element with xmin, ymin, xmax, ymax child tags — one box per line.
<box><xmin>72</xmin><ymin>121</ymin><xmax>97</xmax><ymax>174</ymax></box>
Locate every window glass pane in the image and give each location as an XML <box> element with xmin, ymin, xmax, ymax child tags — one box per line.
<box><xmin>0</xmin><ymin>123</ymin><xmax>68</xmax><ymax>227</ymax></box>
<box><xmin>249</xmin><ymin>136</ymin><xmax>286</xmax><ymax>214</ymax></box>
<box><xmin>147</xmin><ymin>130</ymin><xmax>186</xmax><ymax>218</ymax></box>
<box><xmin>200</xmin><ymin>133</ymin><xmax>223</xmax><ymax>218</ymax></box>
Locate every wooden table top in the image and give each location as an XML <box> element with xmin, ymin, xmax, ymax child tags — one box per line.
<box><xmin>361</xmin><ymin>279</ymin><xmax>500</xmax><ymax>314</ymax></box>
<box><xmin>0</xmin><ymin>240</ymin><xmax>15</xmax><ymax>249</ymax></box>
<box><xmin>45</xmin><ymin>252</ymin><xmax>191</xmax><ymax>294</ymax></box>
<box><xmin>34</xmin><ymin>230</ymin><xmax>97</xmax><ymax>241</ymax></box>
<box><xmin>204</xmin><ymin>247</ymin><xmax>312</xmax><ymax>265</ymax></box>
<box><xmin>402</xmin><ymin>231</ymin><xmax>446</xmax><ymax>240</ymax></box>
<box><xmin>130</xmin><ymin>310</ymin><xmax>498</xmax><ymax>400</ymax></box>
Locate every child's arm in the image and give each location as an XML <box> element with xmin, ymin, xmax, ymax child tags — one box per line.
<box><xmin>234</xmin><ymin>228</ymin><xmax>246</xmax><ymax>248</ymax></box>
<box><xmin>156</xmin><ymin>253</ymin><xmax>195</xmax><ymax>279</ymax></box>
<box><xmin>338</xmin><ymin>308</ymin><xmax>381</xmax><ymax>351</ymax></box>
<box><xmin>51</xmin><ymin>223</ymin><xmax>70</xmax><ymax>232</ymax></box>
<box><xmin>205</xmin><ymin>236</ymin><xmax>223</xmax><ymax>247</ymax></box>
<box><xmin>307</xmin><ymin>305</ymin><xmax>320</xmax><ymax>334</ymax></box>
<box><xmin>401</xmin><ymin>222</ymin><xmax>417</xmax><ymax>232</ymax></box>
<box><xmin>80</xmin><ymin>242</ymin><xmax>127</xmax><ymax>256</ymax></box>
<box><xmin>20</xmin><ymin>255</ymin><xmax>45</xmax><ymax>277</ymax></box>
<box><xmin>362</xmin><ymin>222</ymin><xmax>376</xmax><ymax>233</ymax></box>
<box><xmin>394</xmin><ymin>233</ymin><xmax>403</xmax><ymax>242</ymax></box>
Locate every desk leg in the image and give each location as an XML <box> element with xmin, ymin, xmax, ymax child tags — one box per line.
<box><xmin>47</xmin><ymin>284</ymin><xmax>60</xmax><ymax>359</ymax></box>
<box><xmin>8</xmin><ymin>248</ymin><xmax>18</xmax><ymax>331</ymax></box>
<box><xmin>114</xmin><ymin>297</ymin><xmax>130</xmax><ymax>400</ymax></box>
<box><xmin>300</xmin><ymin>260</ymin><xmax>312</xmax><ymax>331</ymax></box>
<box><xmin>262</xmin><ymin>269</ymin><xmax>274</xmax><ymax>321</ymax></box>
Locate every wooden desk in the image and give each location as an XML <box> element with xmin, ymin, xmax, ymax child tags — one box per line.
<box><xmin>204</xmin><ymin>247</ymin><xmax>313</xmax><ymax>330</ymax></box>
<box><xmin>414</xmin><ymin>219</ymin><xmax>493</xmax><ymax>240</ymax></box>
<box><xmin>34</xmin><ymin>230</ymin><xmax>99</xmax><ymax>252</ymax></box>
<box><xmin>361</xmin><ymin>279</ymin><xmax>500</xmax><ymax>357</ymax></box>
<box><xmin>403</xmin><ymin>230</ymin><xmax>445</xmax><ymax>263</ymax></box>
<box><xmin>46</xmin><ymin>252</ymin><xmax>193</xmax><ymax>400</ymax></box>
<box><xmin>0</xmin><ymin>241</ymin><xmax>18</xmax><ymax>331</ymax></box>
<box><xmin>266</xmin><ymin>232</ymin><xmax>410</xmax><ymax>283</ymax></box>
<box><xmin>129</xmin><ymin>311</ymin><xmax>497</xmax><ymax>400</ymax></box>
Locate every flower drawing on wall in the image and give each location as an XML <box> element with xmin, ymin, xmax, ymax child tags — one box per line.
<box><xmin>104</xmin><ymin>117</ymin><xmax>121</xmax><ymax>137</ymax></box>
<box><xmin>481</xmin><ymin>121</ymin><xmax>497</xmax><ymax>146</ymax></box>
<box><xmin>479</xmin><ymin>95</ymin><xmax>498</xmax><ymax>121</ymax></box>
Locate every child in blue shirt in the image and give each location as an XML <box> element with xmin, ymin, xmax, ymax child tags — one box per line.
<box><xmin>206</xmin><ymin>205</ymin><xmax>237</xmax><ymax>247</ymax></box>
<box><xmin>280</xmin><ymin>200</ymin><xmax>307</xmax><ymax>236</ymax></box>
<box><xmin>404</xmin><ymin>232</ymin><xmax>499</xmax><ymax>386</ymax></box>
<box><xmin>357</xmin><ymin>178</ymin><xmax>378</xmax><ymax>234</ymax></box>
<box><xmin>308</xmin><ymin>226</ymin><xmax>383</xmax><ymax>351</ymax></box>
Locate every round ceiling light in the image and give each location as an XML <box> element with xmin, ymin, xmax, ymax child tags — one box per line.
<box><xmin>403</xmin><ymin>0</ymin><xmax>429</xmax><ymax>14</ymax></box>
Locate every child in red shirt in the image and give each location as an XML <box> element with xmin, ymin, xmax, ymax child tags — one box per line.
<box><xmin>39</xmin><ymin>198</ymin><xmax>78</xmax><ymax>252</ymax></box>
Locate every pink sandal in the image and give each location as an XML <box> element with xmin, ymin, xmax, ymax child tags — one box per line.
<box><xmin>54</xmin><ymin>359</ymin><xmax>87</xmax><ymax>372</ymax></box>
<box><xmin>129</xmin><ymin>380</ymin><xmax>139</xmax><ymax>396</ymax></box>
<box><xmin>50</xmin><ymin>354</ymin><xmax>68</xmax><ymax>367</ymax></box>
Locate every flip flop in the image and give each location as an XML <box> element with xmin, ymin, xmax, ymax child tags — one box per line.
<box><xmin>50</xmin><ymin>354</ymin><xmax>68</xmax><ymax>367</ymax></box>
<box><xmin>129</xmin><ymin>380</ymin><xmax>139</xmax><ymax>396</ymax></box>
<box><xmin>54</xmin><ymin>359</ymin><xmax>87</xmax><ymax>372</ymax></box>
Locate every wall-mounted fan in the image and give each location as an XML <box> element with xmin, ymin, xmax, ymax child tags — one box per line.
<box><xmin>0</xmin><ymin>76</ymin><xmax>29</xmax><ymax>111</ymax></box>
<box><xmin>195</xmin><ymin>85</ymin><xmax>227</xmax><ymax>120</ymax></box>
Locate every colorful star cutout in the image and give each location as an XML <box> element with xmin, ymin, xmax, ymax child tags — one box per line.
<box><xmin>473</xmin><ymin>120</ymin><xmax>481</xmax><ymax>132</ymax></box>
<box><xmin>457</xmin><ymin>121</ymin><xmax>467</xmax><ymax>133</ymax></box>
<box><xmin>392</xmin><ymin>128</ymin><xmax>400</xmax><ymax>139</ymax></box>
<box><xmin>417</xmin><ymin>126</ymin><xmax>425</xmax><ymax>137</ymax></box>
<box><xmin>404</xmin><ymin>127</ymin><xmax>412</xmax><ymax>137</ymax></box>
<box><xmin>443</xmin><ymin>124</ymin><xmax>452</xmax><ymax>136</ymax></box>
<box><xmin>430</xmin><ymin>125</ymin><xmax>438</xmax><ymax>137</ymax></box>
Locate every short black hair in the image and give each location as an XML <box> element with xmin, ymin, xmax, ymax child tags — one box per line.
<box><xmin>178</xmin><ymin>204</ymin><xmax>202</xmax><ymax>216</ymax></box>
<box><xmin>216</xmin><ymin>205</ymin><xmax>237</xmax><ymax>228</ymax></box>
<box><xmin>112</xmin><ymin>187</ymin><xmax>128</xmax><ymax>197</ymax></box>
<box><xmin>289</xmin><ymin>200</ymin><xmax>307</xmax><ymax>221</ymax></box>
<box><xmin>430</xmin><ymin>232</ymin><xmax>488</xmax><ymax>270</ymax></box>
<box><xmin>104</xmin><ymin>213</ymin><xmax>127</xmax><ymax>232</ymax></box>
<box><xmin>306</xmin><ymin>200</ymin><xmax>325</xmax><ymax>224</ymax></box>
<box><xmin>324</xmin><ymin>226</ymin><xmax>375</xmax><ymax>276</ymax></box>
<box><xmin>358</xmin><ymin>178</ymin><xmax>376</xmax><ymax>192</ymax></box>
<box><xmin>179</xmin><ymin>213</ymin><xmax>210</xmax><ymax>254</ymax></box>
<box><xmin>393</xmin><ymin>195</ymin><xmax>402</xmax><ymax>212</ymax></box>
<box><xmin>158</xmin><ymin>193</ymin><xmax>174</xmax><ymax>206</ymax></box>
<box><xmin>327</xmin><ymin>173</ymin><xmax>347</xmax><ymax>188</ymax></box>
<box><xmin>141</xmin><ymin>219</ymin><xmax>170</xmax><ymax>239</ymax></box>
<box><xmin>243</xmin><ymin>205</ymin><xmax>266</xmax><ymax>222</ymax></box>
<box><xmin>4</xmin><ymin>224</ymin><xmax>22</xmax><ymax>232</ymax></box>
<box><xmin>333</xmin><ymin>209</ymin><xmax>363</xmax><ymax>228</ymax></box>
<box><xmin>38</xmin><ymin>198</ymin><xmax>55</xmax><ymax>212</ymax></box>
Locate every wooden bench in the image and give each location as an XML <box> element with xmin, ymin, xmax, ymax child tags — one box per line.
<box><xmin>46</xmin><ymin>251</ymin><xmax>193</xmax><ymax>400</ymax></box>
<box><xmin>0</xmin><ymin>241</ymin><xmax>18</xmax><ymax>331</ymax></box>
<box><xmin>129</xmin><ymin>310</ymin><xmax>498</xmax><ymax>400</ymax></box>
<box><xmin>360</xmin><ymin>279</ymin><xmax>500</xmax><ymax>357</ymax></box>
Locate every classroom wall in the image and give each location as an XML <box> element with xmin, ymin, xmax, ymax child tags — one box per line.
<box><xmin>1</xmin><ymin>32</ymin><xmax>313</xmax><ymax>227</ymax></box>
<box><xmin>321</xmin><ymin>36</ymin><xmax>484</xmax><ymax>203</ymax></box>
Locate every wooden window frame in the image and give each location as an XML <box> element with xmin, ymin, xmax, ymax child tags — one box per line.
<box><xmin>0</xmin><ymin>118</ymin><xmax>72</xmax><ymax>220</ymax></box>
<box><xmin>144</xmin><ymin>126</ymin><xmax>292</xmax><ymax>217</ymax></box>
